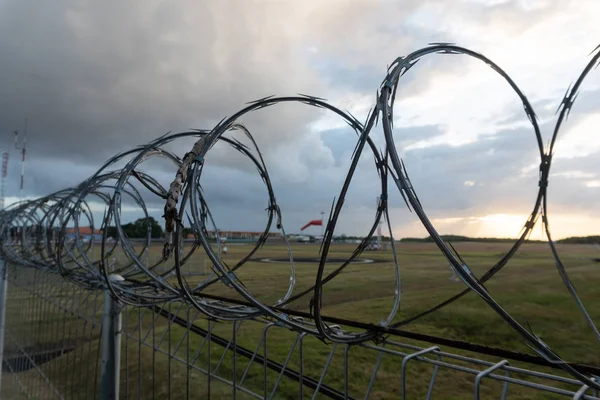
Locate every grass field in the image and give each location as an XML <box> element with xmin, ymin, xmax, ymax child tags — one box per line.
<box><xmin>3</xmin><ymin>240</ymin><xmax>600</xmax><ymax>399</ymax></box>
<box><xmin>168</xmin><ymin>240</ymin><xmax>600</xmax><ymax>362</ymax></box>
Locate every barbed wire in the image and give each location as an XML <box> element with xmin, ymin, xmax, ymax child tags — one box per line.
<box><xmin>1</xmin><ymin>43</ymin><xmax>599</xmax><ymax>388</ymax></box>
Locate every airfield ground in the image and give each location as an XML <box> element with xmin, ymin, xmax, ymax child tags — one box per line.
<box><xmin>4</xmin><ymin>241</ymin><xmax>600</xmax><ymax>399</ymax></box>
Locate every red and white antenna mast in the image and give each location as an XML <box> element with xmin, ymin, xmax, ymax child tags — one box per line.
<box><xmin>376</xmin><ymin>196</ymin><xmax>384</xmax><ymax>250</ymax></box>
<box><xmin>14</xmin><ymin>118</ymin><xmax>27</xmax><ymax>203</ymax></box>
<box><xmin>0</xmin><ymin>151</ymin><xmax>8</xmax><ymax>210</ymax></box>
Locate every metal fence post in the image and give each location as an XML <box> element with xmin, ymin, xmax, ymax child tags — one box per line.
<box><xmin>0</xmin><ymin>258</ymin><xmax>7</xmax><ymax>394</ymax></box>
<box><xmin>100</xmin><ymin>275</ymin><xmax>123</xmax><ymax>400</ymax></box>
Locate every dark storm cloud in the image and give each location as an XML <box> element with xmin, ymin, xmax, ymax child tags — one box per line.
<box><xmin>0</xmin><ymin>0</ymin><xmax>354</xmax><ymax>218</ymax></box>
<box><xmin>318</xmin><ymin>124</ymin><xmax>445</xmax><ymax>169</ymax></box>
<box><xmin>395</xmin><ymin>123</ymin><xmax>545</xmax><ymax>217</ymax></box>
<box><xmin>0</xmin><ymin>1</ymin><xmax>327</xmax><ymax>165</ymax></box>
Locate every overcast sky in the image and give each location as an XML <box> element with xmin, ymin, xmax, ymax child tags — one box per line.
<box><xmin>1</xmin><ymin>0</ymin><xmax>599</xmax><ymax>239</ymax></box>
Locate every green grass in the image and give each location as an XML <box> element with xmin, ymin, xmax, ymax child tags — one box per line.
<box><xmin>3</xmin><ymin>241</ymin><xmax>600</xmax><ymax>399</ymax></box>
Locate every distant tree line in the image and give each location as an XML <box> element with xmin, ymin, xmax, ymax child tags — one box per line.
<box><xmin>556</xmin><ymin>235</ymin><xmax>600</xmax><ymax>244</ymax></box>
<box><xmin>105</xmin><ymin>217</ymin><xmax>164</xmax><ymax>239</ymax></box>
<box><xmin>399</xmin><ymin>235</ymin><xmax>545</xmax><ymax>243</ymax></box>
<box><xmin>399</xmin><ymin>234</ymin><xmax>600</xmax><ymax>244</ymax></box>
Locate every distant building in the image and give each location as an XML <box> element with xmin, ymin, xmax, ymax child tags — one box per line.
<box><xmin>65</xmin><ymin>226</ymin><xmax>103</xmax><ymax>242</ymax></box>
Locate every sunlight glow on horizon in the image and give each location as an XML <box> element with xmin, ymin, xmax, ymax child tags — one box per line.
<box><xmin>4</xmin><ymin>195</ymin><xmax>598</xmax><ymax>240</ymax></box>
<box><xmin>408</xmin><ymin>212</ymin><xmax>600</xmax><ymax>241</ymax></box>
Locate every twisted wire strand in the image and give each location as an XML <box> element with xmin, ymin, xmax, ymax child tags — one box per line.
<box><xmin>0</xmin><ymin>43</ymin><xmax>598</xmax><ymax>388</ymax></box>
<box><xmin>543</xmin><ymin>45</ymin><xmax>600</xmax><ymax>343</ymax></box>
<box><xmin>378</xmin><ymin>43</ymin><xmax>600</xmax><ymax>390</ymax></box>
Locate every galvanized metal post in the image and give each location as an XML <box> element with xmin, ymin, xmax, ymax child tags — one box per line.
<box><xmin>0</xmin><ymin>258</ymin><xmax>8</xmax><ymax>394</ymax></box>
<box><xmin>100</xmin><ymin>275</ymin><xmax>123</xmax><ymax>400</ymax></box>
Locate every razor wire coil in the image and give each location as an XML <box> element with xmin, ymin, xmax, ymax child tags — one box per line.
<box><xmin>1</xmin><ymin>43</ymin><xmax>599</xmax><ymax>389</ymax></box>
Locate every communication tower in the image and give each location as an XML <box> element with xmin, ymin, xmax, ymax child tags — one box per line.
<box><xmin>0</xmin><ymin>151</ymin><xmax>8</xmax><ymax>210</ymax></box>
<box><xmin>14</xmin><ymin>118</ymin><xmax>27</xmax><ymax>202</ymax></box>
